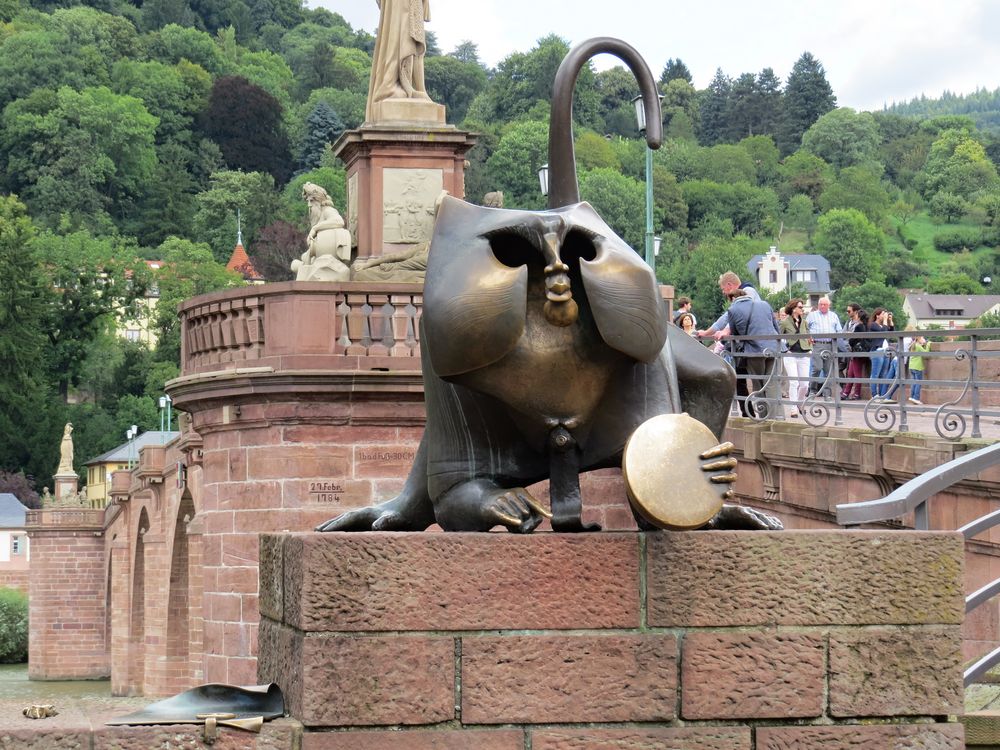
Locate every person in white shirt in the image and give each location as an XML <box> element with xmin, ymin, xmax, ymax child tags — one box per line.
<box><xmin>805</xmin><ymin>296</ymin><xmax>842</xmax><ymax>398</ymax></box>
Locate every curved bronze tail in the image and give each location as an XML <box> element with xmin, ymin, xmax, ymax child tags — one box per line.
<box><xmin>548</xmin><ymin>37</ymin><xmax>663</xmax><ymax>209</ymax></box>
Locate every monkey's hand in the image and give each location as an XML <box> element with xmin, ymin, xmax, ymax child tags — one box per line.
<box><xmin>699</xmin><ymin>441</ymin><xmax>737</xmax><ymax>500</ymax></box>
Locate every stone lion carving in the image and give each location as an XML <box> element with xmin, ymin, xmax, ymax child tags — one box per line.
<box><xmin>291</xmin><ymin>183</ymin><xmax>352</xmax><ymax>282</ymax></box>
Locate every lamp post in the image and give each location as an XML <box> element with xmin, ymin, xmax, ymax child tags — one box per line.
<box><xmin>126</xmin><ymin>425</ymin><xmax>138</xmax><ymax>469</ymax></box>
<box><xmin>159</xmin><ymin>393</ymin><xmax>173</xmax><ymax>438</ymax></box>
<box><xmin>632</xmin><ymin>93</ymin><xmax>661</xmax><ymax>270</ymax></box>
<box><xmin>538</xmin><ymin>163</ymin><xmax>549</xmax><ymax>197</ymax></box>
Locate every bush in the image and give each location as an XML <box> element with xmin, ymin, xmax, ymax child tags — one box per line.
<box><xmin>929</xmin><ymin>191</ymin><xmax>969</xmax><ymax>223</ymax></box>
<box><xmin>0</xmin><ymin>588</ymin><xmax>27</xmax><ymax>663</ymax></box>
<box><xmin>933</xmin><ymin>227</ymin><xmax>983</xmax><ymax>252</ymax></box>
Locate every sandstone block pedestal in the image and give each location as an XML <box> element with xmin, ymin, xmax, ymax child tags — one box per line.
<box><xmin>333</xmin><ymin>126</ymin><xmax>476</xmax><ymax>258</ymax></box>
<box><xmin>258</xmin><ymin>530</ymin><xmax>967</xmax><ymax>749</ymax></box>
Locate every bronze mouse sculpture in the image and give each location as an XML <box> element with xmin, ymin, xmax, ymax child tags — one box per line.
<box><xmin>318</xmin><ymin>38</ymin><xmax>741</xmax><ymax>534</ymax></box>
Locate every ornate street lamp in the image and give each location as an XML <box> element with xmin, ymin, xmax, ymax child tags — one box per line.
<box><xmin>126</xmin><ymin>425</ymin><xmax>138</xmax><ymax>469</ymax></box>
<box><xmin>537</xmin><ymin>163</ymin><xmax>549</xmax><ymax>197</ymax></box>
<box><xmin>632</xmin><ymin>93</ymin><xmax>663</xmax><ymax>270</ymax></box>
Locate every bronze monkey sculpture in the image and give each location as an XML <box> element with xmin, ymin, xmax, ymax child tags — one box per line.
<box><xmin>318</xmin><ymin>38</ymin><xmax>741</xmax><ymax>534</ymax></box>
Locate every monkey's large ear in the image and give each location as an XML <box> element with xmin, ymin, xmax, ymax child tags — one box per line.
<box><xmin>423</xmin><ymin>196</ymin><xmax>528</xmax><ymax>377</ymax></box>
<box><xmin>576</xmin><ymin>207</ymin><xmax>668</xmax><ymax>363</ymax></box>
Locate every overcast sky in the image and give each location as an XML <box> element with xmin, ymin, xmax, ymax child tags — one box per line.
<box><xmin>319</xmin><ymin>0</ymin><xmax>1000</xmax><ymax>112</ymax></box>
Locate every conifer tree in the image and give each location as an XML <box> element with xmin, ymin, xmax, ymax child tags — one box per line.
<box><xmin>296</xmin><ymin>101</ymin><xmax>344</xmax><ymax>173</ymax></box>
<box><xmin>698</xmin><ymin>68</ymin><xmax>731</xmax><ymax>146</ymax></box>
<box><xmin>778</xmin><ymin>52</ymin><xmax>836</xmax><ymax>155</ymax></box>
<box><xmin>659</xmin><ymin>58</ymin><xmax>692</xmax><ymax>86</ymax></box>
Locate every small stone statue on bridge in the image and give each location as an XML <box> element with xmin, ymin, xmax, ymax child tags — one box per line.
<box><xmin>291</xmin><ymin>183</ymin><xmax>352</xmax><ymax>282</ymax></box>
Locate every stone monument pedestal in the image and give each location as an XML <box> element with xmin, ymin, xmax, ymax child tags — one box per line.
<box><xmin>258</xmin><ymin>530</ymin><xmax>966</xmax><ymax>748</ymax></box>
<box><xmin>53</xmin><ymin>471</ymin><xmax>78</xmax><ymax>499</ymax></box>
<box><xmin>333</xmin><ymin>125</ymin><xmax>477</xmax><ymax>260</ymax></box>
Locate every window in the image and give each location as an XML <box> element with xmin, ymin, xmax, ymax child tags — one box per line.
<box><xmin>791</xmin><ymin>270</ymin><xmax>816</xmax><ymax>283</ymax></box>
<box><xmin>12</xmin><ymin>536</ymin><xmax>22</xmax><ymax>555</ymax></box>
<box><xmin>769</xmin><ymin>270</ymin><xmax>777</xmax><ymax>283</ymax></box>
<box><xmin>125</xmin><ymin>329</ymin><xmax>141</xmax><ymax>342</ymax></box>
<box><xmin>935</xmin><ymin>309</ymin><xmax>963</xmax><ymax>317</ymax></box>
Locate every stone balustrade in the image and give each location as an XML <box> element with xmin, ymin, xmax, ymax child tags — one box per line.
<box><xmin>179</xmin><ymin>282</ymin><xmax>423</xmax><ymax>376</ymax></box>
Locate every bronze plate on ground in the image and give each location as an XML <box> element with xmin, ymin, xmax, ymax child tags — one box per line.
<box><xmin>622</xmin><ymin>413</ymin><xmax>725</xmax><ymax>530</ymax></box>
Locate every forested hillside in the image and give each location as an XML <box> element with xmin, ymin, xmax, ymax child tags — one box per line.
<box><xmin>885</xmin><ymin>88</ymin><xmax>1000</xmax><ymax>135</ymax></box>
<box><xmin>1</xmin><ymin>0</ymin><xmax>999</xmax><ymax>491</ymax></box>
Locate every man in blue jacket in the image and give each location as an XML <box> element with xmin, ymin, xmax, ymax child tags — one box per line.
<box><xmin>724</xmin><ymin>288</ymin><xmax>783</xmax><ymax>419</ymax></box>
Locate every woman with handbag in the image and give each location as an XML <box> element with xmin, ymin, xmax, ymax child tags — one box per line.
<box><xmin>841</xmin><ymin>308</ymin><xmax>869</xmax><ymax>400</ymax></box>
<box><xmin>779</xmin><ymin>299</ymin><xmax>810</xmax><ymax>417</ymax></box>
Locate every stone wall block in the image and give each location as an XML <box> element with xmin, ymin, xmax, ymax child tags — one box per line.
<box><xmin>284</xmin><ymin>532</ymin><xmax>640</xmax><ymax>632</ymax></box>
<box><xmin>461</xmin><ymin>634</ymin><xmax>677</xmax><ymax>724</ymax></box>
<box><xmin>681</xmin><ymin>631</ymin><xmax>824</xmax><ymax>719</ymax></box>
<box><xmin>828</xmin><ymin>626</ymin><xmax>964</xmax><ymax>717</ymax></box>
<box><xmin>531</xmin><ymin>727</ymin><xmax>750</xmax><ymax>749</ymax></box>
<box><xmin>755</xmin><ymin>724</ymin><xmax>965</xmax><ymax>749</ymax></box>
<box><xmin>258</xmin><ymin>535</ymin><xmax>284</xmax><ymax>622</ymax></box>
<box><xmin>302</xmin><ymin>730</ymin><xmax>524</xmax><ymax>750</ymax></box>
<box><xmin>647</xmin><ymin>531</ymin><xmax>964</xmax><ymax>627</ymax></box>
<box><xmin>300</xmin><ymin>634</ymin><xmax>453</xmax><ymax>727</ymax></box>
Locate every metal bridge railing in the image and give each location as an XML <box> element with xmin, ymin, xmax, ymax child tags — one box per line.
<box><xmin>718</xmin><ymin>327</ymin><xmax>1000</xmax><ymax>440</ymax></box>
<box><xmin>832</xmin><ymin>440</ymin><xmax>1000</xmax><ymax>686</ymax></box>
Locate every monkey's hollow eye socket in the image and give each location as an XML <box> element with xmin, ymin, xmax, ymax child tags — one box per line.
<box><xmin>560</xmin><ymin>230</ymin><xmax>598</xmax><ymax>268</ymax></box>
<box><xmin>488</xmin><ymin>231</ymin><xmax>538</xmax><ymax>268</ymax></box>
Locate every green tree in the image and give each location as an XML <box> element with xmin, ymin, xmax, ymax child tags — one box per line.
<box><xmin>817</xmin><ymin>166</ymin><xmax>891</xmax><ymax>223</ymax></box>
<box><xmin>0</xmin><ymin>197</ymin><xmax>57</xmax><ymax>479</ymax></box>
<box><xmin>778</xmin><ymin>52</ymin><xmax>836</xmax><ymax>155</ymax></box>
<box><xmin>595</xmin><ymin>66</ymin><xmax>639</xmax><ymax>138</ymax></box>
<box><xmin>697</xmin><ymin>68</ymin><xmax>731</xmax><ymax>146</ymax></box>
<box><xmin>652</xmin><ymin>165</ymin><xmax>688</xmax><ymax>232</ymax></box>
<box><xmin>783</xmin><ymin>194</ymin><xmax>816</xmax><ymax>232</ymax></box>
<box><xmin>695</xmin><ymin>144</ymin><xmax>757</xmax><ymax>184</ymax></box>
<box><xmin>425</xmin><ymin>53</ymin><xmax>488</xmax><ymax>124</ymax></box>
<box><xmin>660</xmin><ymin>78</ymin><xmax>699</xmax><ymax>141</ymax></box>
<box><xmin>920</xmin><ymin>128</ymin><xmax>999</xmax><ymax>201</ymax></box>
<box><xmin>738</xmin><ymin>135</ymin><xmax>781</xmax><ymax>186</ymax></box>
<box><xmin>146</xmin><ymin>24</ymin><xmax>226</xmax><ymax>74</ymax></box>
<box><xmin>484</xmin><ymin>119</ymin><xmax>549</xmax><ymax>209</ymax></box>
<box><xmin>753</xmin><ymin>68</ymin><xmax>783</xmax><ymax>138</ymax></box>
<box><xmin>192</xmin><ymin>170</ymin><xmax>284</xmax><ymax>262</ymax></box>
<box><xmin>778</xmin><ymin>149</ymin><xmax>833</xmax><ymax>203</ymax></box>
<box><xmin>665</xmin><ymin>235</ymin><xmax>762</xmax><ymax>323</ymax></box>
<box><xmin>575</xmin><ymin>131</ymin><xmax>620</xmax><ymax>171</ymax></box>
<box><xmin>152</xmin><ymin>237</ymin><xmax>242</xmax><ymax>362</ymax></box>
<box><xmin>812</xmin><ymin>208</ymin><xmax>885</xmax><ymax>288</ymax></box>
<box><xmin>834</xmin><ymin>280</ymin><xmax>905</xmax><ymax>326</ymax></box>
<box><xmin>681</xmin><ymin>180</ymin><xmax>779</xmax><ymax>236</ymax></box>
<box><xmin>925</xmin><ymin>273</ymin><xmax>985</xmax><ymax>295</ymax></box>
<box><xmin>200</xmin><ymin>75</ymin><xmax>292</xmax><ymax>185</ymax></box>
<box><xmin>0</xmin><ymin>86</ymin><xmax>158</xmax><ymax>232</ymax></box>
<box><xmin>31</xmin><ymin>229</ymin><xmax>149</xmax><ymax>399</ymax></box>
<box><xmin>801</xmin><ymin>108</ymin><xmax>881</xmax><ymax>169</ymax></box>
<box><xmin>295</xmin><ymin>101</ymin><xmax>344</xmax><ymax>173</ymax></box>
<box><xmin>481</xmin><ymin>35</ymin><xmax>600</xmax><ymax>130</ymax></box>
<box><xmin>579</xmin><ymin>168</ymin><xmax>645</xmax><ymax>251</ymax></box>
<box><xmin>928</xmin><ymin>191</ymin><xmax>970</xmax><ymax>223</ymax></box>
<box><xmin>659</xmin><ymin>58</ymin><xmax>692</xmax><ymax>86</ymax></box>
<box><xmin>449</xmin><ymin>40</ymin><xmax>484</xmax><ymax>66</ymax></box>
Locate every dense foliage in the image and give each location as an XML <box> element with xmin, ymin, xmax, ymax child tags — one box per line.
<box><xmin>0</xmin><ymin>0</ymin><xmax>998</xmax><ymax>493</ymax></box>
<box><xmin>0</xmin><ymin>588</ymin><xmax>27</xmax><ymax>663</ymax></box>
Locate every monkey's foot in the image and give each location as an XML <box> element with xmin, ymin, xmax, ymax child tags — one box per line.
<box><xmin>315</xmin><ymin>492</ymin><xmax>434</xmax><ymax>532</ymax></box>
<box><xmin>704</xmin><ymin>504</ymin><xmax>784</xmax><ymax>531</ymax></box>
<box><xmin>436</xmin><ymin>480</ymin><xmax>552</xmax><ymax>533</ymax></box>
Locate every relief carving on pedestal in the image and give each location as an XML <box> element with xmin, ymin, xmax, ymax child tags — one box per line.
<box><xmin>382</xmin><ymin>168</ymin><xmax>442</xmax><ymax>245</ymax></box>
